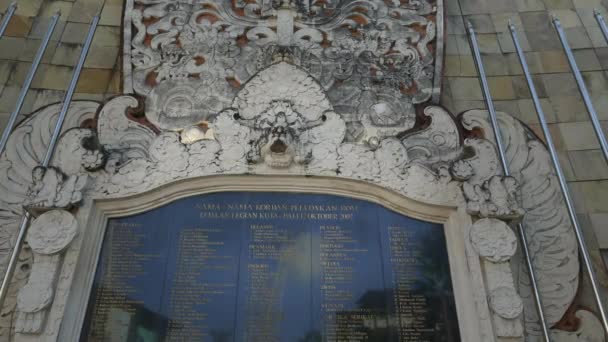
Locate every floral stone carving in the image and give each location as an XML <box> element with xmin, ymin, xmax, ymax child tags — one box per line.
<box><xmin>0</xmin><ymin>56</ymin><xmax>592</xmax><ymax>342</ymax></box>
<box><xmin>125</xmin><ymin>0</ymin><xmax>442</xmax><ymax>141</ymax></box>
<box><xmin>0</xmin><ymin>71</ymin><xmax>590</xmax><ymax>342</ymax></box>
<box><xmin>470</xmin><ymin>218</ymin><xmax>518</xmax><ymax>263</ymax></box>
<box><xmin>0</xmin><ymin>0</ymin><xmax>594</xmax><ymax>339</ymax></box>
<box><xmin>16</xmin><ymin>210</ymin><xmax>77</xmax><ymax>334</ymax></box>
<box><xmin>471</xmin><ymin>218</ymin><xmax>523</xmax><ymax>337</ymax></box>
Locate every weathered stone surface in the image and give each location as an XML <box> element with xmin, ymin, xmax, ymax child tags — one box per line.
<box><xmin>28</xmin><ymin>17</ymin><xmax>66</xmax><ymax>42</ymax></box>
<box><xmin>99</xmin><ymin>4</ymin><xmax>121</xmax><ymax>26</ymax></box>
<box><xmin>543</xmin><ymin>0</ymin><xmax>575</xmax><ymax>10</ymax></box>
<box><xmin>574</xmin><ymin>49</ymin><xmax>602</xmax><ymax>71</ymax></box>
<box><xmin>515</xmin><ymin>0</ymin><xmax>546</xmax><ymax>12</ymax></box>
<box><xmin>569</xmin><ymin>149</ymin><xmax>608</xmax><ymax>180</ymax></box>
<box><xmin>0</xmin><ymin>37</ymin><xmax>26</xmax><ymax>60</ymax></box>
<box><xmin>67</xmin><ymin>0</ymin><xmax>103</xmax><ymax>24</ymax></box>
<box><xmin>1</xmin><ymin>0</ymin><xmax>43</xmax><ymax>17</ymax></box>
<box><xmin>551</xmin><ymin>95</ymin><xmax>588</xmax><ymax>122</ymax></box>
<box><xmin>59</xmin><ymin>22</ymin><xmax>89</xmax><ymax>44</ymax></box>
<box><xmin>75</xmin><ymin>68</ymin><xmax>112</xmax><ymax>93</ymax></box>
<box><xmin>2</xmin><ymin>15</ymin><xmax>33</xmax><ymax>38</ymax></box>
<box><xmin>591</xmin><ymin>213</ymin><xmax>608</xmax><ymax>248</ymax></box>
<box><xmin>516</xmin><ymin>98</ymin><xmax>557</xmax><ymax>123</ymax></box>
<box><xmin>558</xmin><ymin>122</ymin><xmax>603</xmax><ymax>150</ymax></box>
<box><xmin>487</xmin><ymin>76</ymin><xmax>516</xmax><ymax>100</ymax></box>
<box><xmin>550</xmin><ymin>9</ymin><xmax>582</xmax><ymax>28</ymax></box>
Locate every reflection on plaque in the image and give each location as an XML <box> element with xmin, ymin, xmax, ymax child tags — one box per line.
<box><xmin>81</xmin><ymin>192</ymin><xmax>460</xmax><ymax>342</ymax></box>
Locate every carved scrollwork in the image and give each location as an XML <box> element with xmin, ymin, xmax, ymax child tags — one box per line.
<box><xmin>124</xmin><ymin>0</ymin><xmax>441</xmax><ymax>140</ymax></box>
<box><xmin>24</xmin><ymin>167</ymin><xmax>87</xmax><ymax>210</ymax></box>
<box><xmin>0</xmin><ymin>60</ymin><xmax>588</xmax><ymax>342</ymax></box>
<box><xmin>0</xmin><ymin>101</ymin><xmax>98</xmax><ymax>339</ymax></box>
<box><xmin>462</xmin><ymin>175</ymin><xmax>525</xmax><ymax>220</ymax></box>
<box><xmin>461</xmin><ymin>109</ymin><xmax>580</xmax><ymax>339</ymax></box>
<box><xmin>0</xmin><ymin>0</ymin><xmax>589</xmax><ymax>338</ymax></box>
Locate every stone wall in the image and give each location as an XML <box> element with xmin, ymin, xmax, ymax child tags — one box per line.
<box><xmin>441</xmin><ymin>0</ymin><xmax>608</xmax><ymax>307</ymax></box>
<box><xmin>0</xmin><ymin>0</ymin><xmax>121</xmax><ymax>129</ymax></box>
<box><xmin>0</xmin><ymin>0</ymin><xmax>607</xmax><ymax>317</ymax></box>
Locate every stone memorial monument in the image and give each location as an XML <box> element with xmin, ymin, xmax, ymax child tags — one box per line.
<box><xmin>0</xmin><ymin>0</ymin><xmax>603</xmax><ymax>341</ymax></box>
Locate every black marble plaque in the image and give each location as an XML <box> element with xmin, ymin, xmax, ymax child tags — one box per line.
<box><xmin>81</xmin><ymin>192</ymin><xmax>460</xmax><ymax>342</ymax></box>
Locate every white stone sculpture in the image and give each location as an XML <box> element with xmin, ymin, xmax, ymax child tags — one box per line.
<box><xmin>471</xmin><ymin>218</ymin><xmax>523</xmax><ymax>337</ymax></box>
<box><xmin>462</xmin><ymin>110</ymin><xmax>581</xmax><ymax>339</ymax></box>
<box><xmin>16</xmin><ymin>210</ymin><xmax>77</xmax><ymax>334</ymax></box>
<box><xmin>0</xmin><ymin>87</ymin><xmax>586</xmax><ymax>341</ymax></box>
<box><xmin>24</xmin><ymin>167</ymin><xmax>87</xmax><ymax>210</ymax></box>
<box><xmin>463</xmin><ymin>175</ymin><xmax>525</xmax><ymax>220</ymax></box>
<box><xmin>0</xmin><ymin>101</ymin><xmax>98</xmax><ymax>340</ymax></box>
<box><xmin>0</xmin><ymin>0</ymin><xmax>595</xmax><ymax>340</ymax></box>
<box><xmin>125</xmin><ymin>0</ymin><xmax>441</xmax><ymax>141</ymax></box>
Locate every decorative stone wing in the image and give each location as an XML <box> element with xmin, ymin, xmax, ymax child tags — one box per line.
<box><xmin>0</xmin><ymin>101</ymin><xmax>99</xmax><ymax>339</ymax></box>
<box><xmin>461</xmin><ymin>110</ymin><xmax>580</xmax><ymax>338</ymax></box>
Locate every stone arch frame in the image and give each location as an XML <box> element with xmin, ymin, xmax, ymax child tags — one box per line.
<box><xmin>0</xmin><ymin>95</ymin><xmax>587</xmax><ymax>341</ymax></box>
<box><xmin>58</xmin><ymin>174</ymin><xmax>484</xmax><ymax>341</ymax></box>
<box><xmin>0</xmin><ymin>0</ymin><xmax>590</xmax><ymax>336</ymax></box>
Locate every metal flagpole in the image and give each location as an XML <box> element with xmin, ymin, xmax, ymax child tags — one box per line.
<box><xmin>43</xmin><ymin>15</ymin><xmax>99</xmax><ymax>165</ymax></box>
<box><xmin>466</xmin><ymin>21</ymin><xmax>552</xmax><ymax>341</ymax></box>
<box><xmin>552</xmin><ymin>17</ymin><xmax>608</xmax><ymax>162</ymax></box>
<box><xmin>594</xmin><ymin>9</ymin><xmax>608</xmax><ymax>45</ymax></box>
<box><xmin>550</xmin><ymin>18</ymin><xmax>608</xmax><ymax>334</ymax></box>
<box><xmin>0</xmin><ymin>1</ymin><xmax>17</xmax><ymax>39</ymax></box>
<box><xmin>0</xmin><ymin>11</ymin><xmax>61</xmax><ymax>156</ymax></box>
<box><xmin>0</xmin><ymin>15</ymin><xmax>99</xmax><ymax>309</ymax></box>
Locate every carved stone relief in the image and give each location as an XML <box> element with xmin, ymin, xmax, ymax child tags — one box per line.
<box><xmin>0</xmin><ymin>0</ymin><xmax>598</xmax><ymax>341</ymax></box>
<box><xmin>15</xmin><ymin>210</ymin><xmax>77</xmax><ymax>334</ymax></box>
<box><xmin>0</xmin><ymin>70</ymin><xmax>588</xmax><ymax>341</ymax></box>
<box><xmin>461</xmin><ymin>110</ymin><xmax>585</xmax><ymax>340</ymax></box>
<box><xmin>0</xmin><ymin>101</ymin><xmax>98</xmax><ymax>341</ymax></box>
<box><xmin>124</xmin><ymin>0</ymin><xmax>442</xmax><ymax>143</ymax></box>
<box><xmin>471</xmin><ymin>218</ymin><xmax>523</xmax><ymax>337</ymax></box>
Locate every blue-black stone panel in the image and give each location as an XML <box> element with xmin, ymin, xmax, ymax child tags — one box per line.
<box><xmin>81</xmin><ymin>192</ymin><xmax>460</xmax><ymax>342</ymax></box>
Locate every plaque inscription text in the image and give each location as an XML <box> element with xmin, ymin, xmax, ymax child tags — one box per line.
<box><xmin>81</xmin><ymin>192</ymin><xmax>460</xmax><ymax>341</ymax></box>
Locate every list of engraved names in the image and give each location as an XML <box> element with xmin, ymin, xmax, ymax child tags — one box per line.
<box><xmin>82</xmin><ymin>192</ymin><xmax>460</xmax><ymax>342</ymax></box>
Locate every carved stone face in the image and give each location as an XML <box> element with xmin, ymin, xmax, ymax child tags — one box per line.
<box><xmin>126</xmin><ymin>0</ymin><xmax>443</xmax><ymax>142</ymax></box>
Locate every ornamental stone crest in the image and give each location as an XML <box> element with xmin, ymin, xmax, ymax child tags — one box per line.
<box><xmin>124</xmin><ymin>0</ymin><xmax>442</xmax><ymax>142</ymax></box>
<box><xmin>0</xmin><ymin>1</ymin><xmax>601</xmax><ymax>341</ymax></box>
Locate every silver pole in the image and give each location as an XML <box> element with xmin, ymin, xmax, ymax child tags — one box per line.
<box><xmin>43</xmin><ymin>15</ymin><xmax>99</xmax><ymax>166</ymax></box>
<box><xmin>0</xmin><ymin>1</ymin><xmax>17</xmax><ymax>39</ymax></box>
<box><xmin>594</xmin><ymin>9</ymin><xmax>608</xmax><ymax>44</ymax></box>
<box><xmin>0</xmin><ymin>214</ymin><xmax>29</xmax><ymax>307</ymax></box>
<box><xmin>467</xmin><ymin>21</ymin><xmax>552</xmax><ymax>341</ymax></box>
<box><xmin>0</xmin><ymin>11</ymin><xmax>61</xmax><ymax>156</ymax></box>
<box><xmin>552</xmin><ymin>17</ymin><xmax>608</xmax><ymax>162</ymax></box>
<box><xmin>544</xmin><ymin>20</ymin><xmax>608</xmax><ymax>334</ymax></box>
<box><xmin>0</xmin><ymin>16</ymin><xmax>99</xmax><ymax>309</ymax></box>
